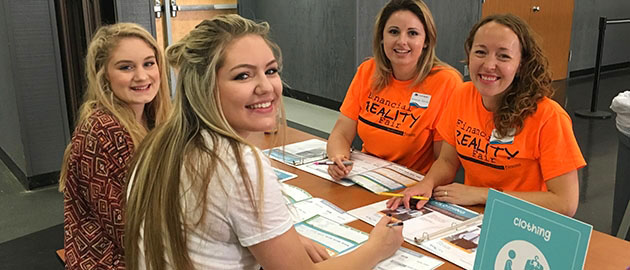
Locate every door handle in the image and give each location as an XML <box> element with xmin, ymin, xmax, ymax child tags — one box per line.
<box><xmin>532</xmin><ymin>6</ymin><xmax>541</xmax><ymax>12</ymax></box>
<box><xmin>154</xmin><ymin>0</ymin><xmax>162</xmax><ymax>18</ymax></box>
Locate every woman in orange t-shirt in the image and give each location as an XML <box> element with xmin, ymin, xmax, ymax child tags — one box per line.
<box><xmin>326</xmin><ymin>0</ymin><xmax>462</xmax><ymax>180</ymax></box>
<box><xmin>388</xmin><ymin>14</ymin><xmax>585</xmax><ymax>216</ymax></box>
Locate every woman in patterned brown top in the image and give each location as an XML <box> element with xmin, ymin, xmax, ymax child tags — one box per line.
<box><xmin>58</xmin><ymin>23</ymin><xmax>171</xmax><ymax>270</ymax></box>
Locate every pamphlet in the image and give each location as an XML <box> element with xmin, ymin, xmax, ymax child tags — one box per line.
<box><xmin>273</xmin><ymin>167</ymin><xmax>297</xmax><ymax>182</ymax></box>
<box><xmin>295</xmin><ymin>215</ymin><xmax>444</xmax><ymax>269</ymax></box>
<box><xmin>280</xmin><ymin>183</ymin><xmax>356</xmax><ymax>224</ymax></box>
<box><xmin>265</xmin><ymin>139</ymin><xmax>424</xmax><ymax>191</ymax></box>
<box><xmin>349</xmin><ymin>200</ymin><xmax>482</xmax><ymax>270</ymax></box>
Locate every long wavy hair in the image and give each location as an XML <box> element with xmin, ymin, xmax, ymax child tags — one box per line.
<box><xmin>465</xmin><ymin>14</ymin><xmax>553</xmax><ymax>137</ymax></box>
<box><xmin>58</xmin><ymin>23</ymin><xmax>171</xmax><ymax>191</ymax></box>
<box><xmin>125</xmin><ymin>14</ymin><xmax>285</xmax><ymax>270</ymax></box>
<box><xmin>371</xmin><ymin>0</ymin><xmax>451</xmax><ymax>92</ymax></box>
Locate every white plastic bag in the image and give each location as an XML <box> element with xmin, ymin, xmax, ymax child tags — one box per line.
<box><xmin>611</xmin><ymin>90</ymin><xmax>630</xmax><ymax>137</ymax></box>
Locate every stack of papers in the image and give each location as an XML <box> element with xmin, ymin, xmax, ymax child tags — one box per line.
<box><xmin>281</xmin><ymin>183</ymin><xmax>443</xmax><ymax>269</ymax></box>
<box><xmin>349</xmin><ymin>200</ymin><xmax>482</xmax><ymax>270</ymax></box>
<box><xmin>280</xmin><ymin>183</ymin><xmax>356</xmax><ymax>224</ymax></box>
<box><xmin>266</xmin><ymin>139</ymin><xmax>425</xmax><ymax>192</ymax></box>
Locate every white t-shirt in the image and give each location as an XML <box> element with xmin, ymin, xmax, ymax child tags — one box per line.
<box><xmin>129</xmin><ymin>133</ymin><xmax>293</xmax><ymax>270</ymax></box>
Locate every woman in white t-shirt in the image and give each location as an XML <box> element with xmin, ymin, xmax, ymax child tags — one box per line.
<box><xmin>125</xmin><ymin>14</ymin><xmax>403</xmax><ymax>270</ymax></box>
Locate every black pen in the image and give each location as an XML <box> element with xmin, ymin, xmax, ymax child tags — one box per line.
<box><xmin>386</xmin><ymin>221</ymin><xmax>404</xmax><ymax>227</ymax></box>
<box><xmin>313</xmin><ymin>160</ymin><xmax>353</xmax><ymax>166</ymax></box>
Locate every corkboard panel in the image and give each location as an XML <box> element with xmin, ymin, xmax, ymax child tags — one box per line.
<box><xmin>155</xmin><ymin>0</ymin><xmax>237</xmax><ymax>50</ymax></box>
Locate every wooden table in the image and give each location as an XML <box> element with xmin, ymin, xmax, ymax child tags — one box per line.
<box><xmin>249</xmin><ymin>127</ymin><xmax>630</xmax><ymax>270</ymax></box>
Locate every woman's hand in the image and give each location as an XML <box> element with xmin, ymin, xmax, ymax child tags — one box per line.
<box><xmin>386</xmin><ymin>179</ymin><xmax>434</xmax><ymax>210</ymax></box>
<box><xmin>327</xmin><ymin>154</ymin><xmax>353</xmax><ymax>180</ymax></box>
<box><xmin>298</xmin><ymin>234</ymin><xmax>330</xmax><ymax>263</ymax></box>
<box><xmin>432</xmin><ymin>183</ymin><xmax>488</xmax><ymax>206</ymax></box>
<box><xmin>365</xmin><ymin>216</ymin><xmax>404</xmax><ymax>261</ymax></box>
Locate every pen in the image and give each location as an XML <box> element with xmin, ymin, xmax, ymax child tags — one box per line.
<box><xmin>377</xmin><ymin>192</ymin><xmax>430</xmax><ymax>201</ymax></box>
<box><xmin>386</xmin><ymin>221</ymin><xmax>404</xmax><ymax>227</ymax></box>
<box><xmin>313</xmin><ymin>160</ymin><xmax>354</xmax><ymax>166</ymax></box>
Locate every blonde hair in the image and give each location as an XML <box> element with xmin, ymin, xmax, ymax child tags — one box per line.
<box><xmin>125</xmin><ymin>14</ymin><xmax>285</xmax><ymax>270</ymax></box>
<box><xmin>371</xmin><ymin>0</ymin><xmax>453</xmax><ymax>92</ymax></box>
<box><xmin>464</xmin><ymin>14</ymin><xmax>553</xmax><ymax>137</ymax></box>
<box><xmin>58</xmin><ymin>23</ymin><xmax>171</xmax><ymax>191</ymax></box>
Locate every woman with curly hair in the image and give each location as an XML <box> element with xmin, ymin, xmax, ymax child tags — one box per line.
<box><xmin>388</xmin><ymin>14</ymin><xmax>585</xmax><ymax>217</ymax></box>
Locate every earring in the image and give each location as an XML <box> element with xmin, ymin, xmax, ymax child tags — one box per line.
<box><xmin>423</xmin><ymin>44</ymin><xmax>428</xmax><ymax>48</ymax></box>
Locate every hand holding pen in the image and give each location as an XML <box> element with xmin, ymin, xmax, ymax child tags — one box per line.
<box><xmin>386</xmin><ymin>179</ymin><xmax>434</xmax><ymax>210</ymax></box>
<box><xmin>325</xmin><ymin>154</ymin><xmax>354</xmax><ymax>181</ymax></box>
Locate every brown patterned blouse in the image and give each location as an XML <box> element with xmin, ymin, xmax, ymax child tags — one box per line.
<box><xmin>63</xmin><ymin>110</ymin><xmax>133</xmax><ymax>270</ymax></box>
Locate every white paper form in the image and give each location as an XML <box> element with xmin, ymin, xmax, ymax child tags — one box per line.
<box><xmin>348</xmin><ymin>200</ymin><xmax>481</xmax><ymax>270</ymax></box>
<box><xmin>420</xmin><ymin>225</ymin><xmax>481</xmax><ymax>270</ymax></box>
<box><xmin>265</xmin><ymin>140</ymin><xmax>425</xmax><ymax>190</ymax></box>
<box><xmin>295</xmin><ymin>212</ymin><xmax>443</xmax><ymax>270</ymax></box>
<box><xmin>288</xmin><ymin>198</ymin><xmax>356</xmax><ymax>224</ymax></box>
<box><xmin>298</xmin><ymin>150</ymin><xmax>400</xmax><ymax>187</ymax></box>
<box><xmin>344</xmin><ymin>153</ymin><xmax>424</xmax><ymax>193</ymax></box>
<box><xmin>280</xmin><ymin>183</ymin><xmax>312</xmax><ymax>204</ymax></box>
<box><xmin>265</xmin><ymin>139</ymin><xmax>355</xmax><ymax>186</ymax></box>
<box><xmin>273</xmin><ymin>167</ymin><xmax>297</xmax><ymax>182</ymax></box>
<box><xmin>374</xmin><ymin>247</ymin><xmax>443</xmax><ymax>270</ymax></box>
<box><xmin>296</xmin><ymin>151</ymin><xmax>389</xmax><ymax>187</ymax></box>
<box><xmin>280</xmin><ymin>183</ymin><xmax>356</xmax><ymax>224</ymax></box>
<box><xmin>295</xmin><ymin>215</ymin><xmax>368</xmax><ymax>256</ymax></box>
<box><xmin>265</xmin><ymin>139</ymin><xmax>328</xmax><ymax>166</ymax></box>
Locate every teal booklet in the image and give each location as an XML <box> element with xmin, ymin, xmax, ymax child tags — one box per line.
<box><xmin>474</xmin><ymin>189</ymin><xmax>592</xmax><ymax>270</ymax></box>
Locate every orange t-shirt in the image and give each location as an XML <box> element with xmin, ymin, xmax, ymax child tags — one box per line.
<box><xmin>340</xmin><ymin>59</ymin><xmax>463</xmax><ymax>174</ymax></box>
<box><xmin>437</xmin><ymin>82</ymin><xmax>586</xmax><ymax>191</ymax></box>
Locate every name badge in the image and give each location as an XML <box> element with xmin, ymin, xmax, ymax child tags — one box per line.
<box><xmin>489</xmin><ymin>128</ymin><xmax>515</xmax><ymax>144</ymax></box>
<box><xmin>410</xmin><ymin>92</ymin><xmax>431</xmax><ymax>108</ymax></box>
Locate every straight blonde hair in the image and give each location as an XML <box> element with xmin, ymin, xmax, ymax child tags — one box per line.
<box><xmin>125</xmin><ymin>14</ymin><xmax>285</xmax><ymax>270</ymax></box>
<box><xmin>58</xmin><ymin>23</ymin><xmax>171</xmax><ymax>191</ymax></box>
<box><xmin>371</xmin><ymin>0</ymin><xmax>453</xmax><ymax>92</ymax></box>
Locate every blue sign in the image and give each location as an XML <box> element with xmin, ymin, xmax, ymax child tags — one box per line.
<box><xmin>475</xmin><ymin>189</ymin><xmax>592</xmax><ymax>270</ymax></box>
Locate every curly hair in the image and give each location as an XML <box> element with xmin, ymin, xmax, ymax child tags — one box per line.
<box><xmin>464</xmin><ymin>14</ymin><xmax>553</xmax><ymax>138</ymax></box>
<box><xmin>371</xmin><ymin>0</ymin><xmax>452</xmax><ymax>92</ymax></box>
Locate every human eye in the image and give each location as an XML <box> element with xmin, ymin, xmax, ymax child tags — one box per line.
<box><xmin>473</xmin><ymin>50</ymin><xmax>486</xmax><ymax>56</ymax></box>
<box><xmin>388</xmin><ymin>28</ymin><xmax>399</xmax><ymax>35</ymax></box>
<box><xmin>144</xmin><ymin>61</ymin><xmax>156</xmax><ymax>68</ymax></box>
<box><xmin>118</xmin><ymin>65</ymin><xmax>133</xmax><ymax>71</ymax></box>
<box><xmin>498</xmin><ymin>54</ymin><xmax>512</xmax><ymax>61</ymax></box>
<box><xmin>409</xmin><ymin>30</ymin><xmax>419</xmax><ymax>36</ymax></box>
<box><xmin>265</xmin><ymin>68</ymin><xmax>279</xmax><ymax>75</ymax></box>
<box><xmin>233</xmin><ymin>72</ymin><xmax>250</xmax><ymax>80</ymax></box>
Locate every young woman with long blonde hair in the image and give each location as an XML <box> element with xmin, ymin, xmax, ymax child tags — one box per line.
<box><xmin>125</xmin><ymin>14</ymin><xmax>402</xmax><ymax>270</ymax></box>
<box><xmin>326</xmin><ymin>0</ymin><xmax>463</xmax><ymax>180</ymax></box>
<box><xmin>60</xmin><ymin>23</ymin><xmax>171</xmax><ymax>269</ymax></box>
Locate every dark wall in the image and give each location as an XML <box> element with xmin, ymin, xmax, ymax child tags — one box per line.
<box><xmin>569</xmin><ymin>0</ymin><xmax>630</xmax><ymax>72</ymax></box>
<box><xmin>356</xmin><ymin>0</ymin><xmax>389</xmax><ymax>66</ymax></box>
<box><xmin>425</xmin><ymin>0</ymin><xmax>480</xmax><ymax>74</ymax></box>
<box><xmin>0</xmin><ymin>0</ymin><xmax>69</xmax><ymax>188</ymax></box>
<box><xmin>245</xmin><ymin>0</ymin><xmax>358</xmax><ymax>103</ymax></box>
<box><xmin>114</xmin><ymin>0</ymin><xmax>156</xmax><ymax>35</ymax></box>
<box><xmin>241</xmin><ymin>0</ymin><xmax>480</xmax><ymax>104</ymax></box>
<box><xmin>0</xmin><ymin>0</ymin><xmax>26</xmax><ymax>172</ymax></box>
